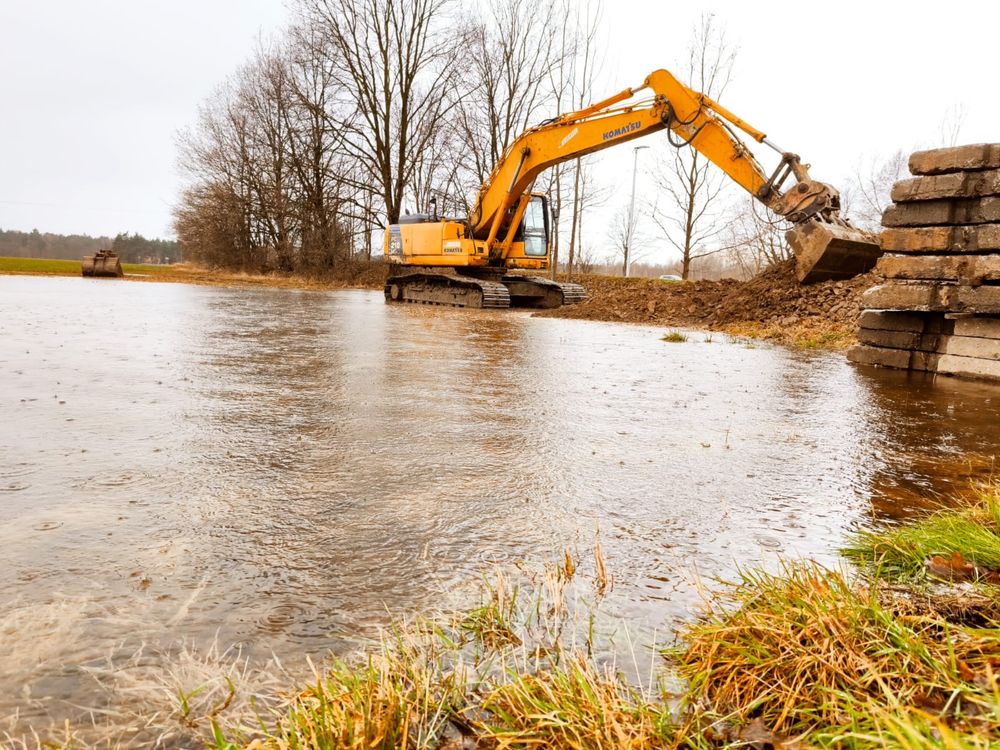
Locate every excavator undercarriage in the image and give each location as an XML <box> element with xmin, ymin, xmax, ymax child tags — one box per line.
<box><xmin>384</xmin><ymin>268</ymin><xmax>586</xmax><ymax>309</ymax></box>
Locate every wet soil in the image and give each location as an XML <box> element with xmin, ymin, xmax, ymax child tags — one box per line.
<box><xmin>541</xmin><ymin>261</ymin><xmax>881</xmax><ymax>348</ymax></box>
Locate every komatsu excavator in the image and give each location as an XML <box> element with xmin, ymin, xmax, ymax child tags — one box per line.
<box><xmin>383</xmin><ymin>68</ymin><xmax>880</xmax><ymax>309</ymax></box>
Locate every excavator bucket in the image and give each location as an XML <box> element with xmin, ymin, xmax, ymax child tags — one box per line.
<box><xmin>81</xmin><ymin>250</ymin><xmax>123</xmax><ymax>278</ymax></box>
<box><xmin>786</xmin><ymin>219</ymin><xmax>882</xmax><ymax>284</ymax></box>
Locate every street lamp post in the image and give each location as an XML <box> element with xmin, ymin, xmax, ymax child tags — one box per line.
<box><xmin>625</xmin><ymin>145</ymin><xmax>649</xmax><ymax>277</ymax></box>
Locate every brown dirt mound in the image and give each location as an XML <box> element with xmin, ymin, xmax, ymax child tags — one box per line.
<box><xmin>540</xmin><ymin>261</ymin><xmax>879</xmax><ymax>348</ymax></box>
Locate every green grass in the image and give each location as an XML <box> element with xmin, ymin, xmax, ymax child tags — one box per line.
<box><xmin>660</xmin><ymin>331</ymin><xmax>688</xmax><ymax>343</ymax></box>
<box><xmin>217</xmin><ymin>511</ymin><xmax>1000</xmax><ymax>750</ymax></box>
<box><xmin>12</xmin><ymin>480</ymin><xmax>1000</xmax><ymax>749</ymax></box>
<box><xmin>796</xmin><ymin>329</ymin><xmax>855</xmax><ymax>350</ymax></box>
<box><xmin>0</xmin><ymin>256</ymin><xmax>170</xmax><ymax>277</ymax></box>
<box><xmin>0</xmin><ymin>256</ymin><xmax>83</xmax><ymax>274</ymax></box>
<box><xmin>844</xmin><ymin>487</ymin><xmax>1000</xmax><ymax>583</ymax></box>
<box><xmin>212</xmin><ymin>549</ymin><xmax>679</xmax><ymax>750</ymax></box>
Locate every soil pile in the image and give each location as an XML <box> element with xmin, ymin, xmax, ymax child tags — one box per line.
<box><xmin>543</xmin><ymin>260</ymin><xmax>880</xmax><ymax>347</ymax></box>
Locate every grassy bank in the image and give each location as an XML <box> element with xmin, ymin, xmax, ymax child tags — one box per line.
<box><xmin>6</xmin><ymin>489</ymin><xmax>998</xmax><ymax>748</ymax></box>
<box><xmin>175</xmin><ymin>489</ymin><xmax>996</xmax><ymax>750</ymax></box>
<box><xmin>0</xmin><ymin>256</ymin><xmax>388</xmax><ymax>291</ymax></box>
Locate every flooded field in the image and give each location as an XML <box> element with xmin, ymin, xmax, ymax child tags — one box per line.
<box><xmin>2</xmin><ymin>275</ymin><xmax>999</xmax><ymax>733</ymax></box>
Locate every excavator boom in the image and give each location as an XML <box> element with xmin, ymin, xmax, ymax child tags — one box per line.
<box><xmin>384</xmin><ymin>67</ymin><xmax>880</xmax><ymax>308</ymax></box>
<box><xmin>468</xmin><ymin>68</ymin><xmax>878</xmax><ymax>280</ymax></box>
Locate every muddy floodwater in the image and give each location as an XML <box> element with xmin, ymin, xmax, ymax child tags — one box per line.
<box><xmin>2</xmin><ymin>275</ymin><xmax>999</xmax><ymax>729</ymax></box>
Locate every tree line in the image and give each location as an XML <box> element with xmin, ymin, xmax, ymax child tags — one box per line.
<box><xmin>174</xmin><ymin>0</ymin><xmax>607</xmax><ymax>275</ymax></box>
<box><xmin>0</xmin><ymin>228</ymin><xmax>178</xmax><ymax>263</ymax></box>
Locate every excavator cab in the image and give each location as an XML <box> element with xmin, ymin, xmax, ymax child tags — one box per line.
<box><xmin>384</xmin><ymin>193</ymin><xmax>586</xmax><ymax>309</ymax></box>
<box><xmin>504</xmin><ymin>194</ymin><xmax>550</xmax><ymax>269</ymax></box>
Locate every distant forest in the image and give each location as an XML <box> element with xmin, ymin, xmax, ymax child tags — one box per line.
<box><xmin>0</xmin><ymin>229</ymin><xmax>180</xmax><ymax>263</ymax></box>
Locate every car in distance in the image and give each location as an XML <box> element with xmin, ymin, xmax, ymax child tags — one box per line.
<box><xmin>658</xmin><ymin>274</ymin><xmax>683</xmax><ymax>282</ymax></box>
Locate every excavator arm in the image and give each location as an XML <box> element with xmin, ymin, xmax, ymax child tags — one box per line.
<box><xmin>469</xmin><ymin>69</ymin><xmax>878</xmax><ymax>281</ymax></box>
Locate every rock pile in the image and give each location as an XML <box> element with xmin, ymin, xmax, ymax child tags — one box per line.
<box><xmin>849</xmin><ymin>144</ymin><xmax>1000</xmax><ymax>382</ymax></box>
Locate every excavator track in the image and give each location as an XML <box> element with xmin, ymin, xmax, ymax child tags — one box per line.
<box><xmin>501</xmin><ymin>275</ymin><xmax>588</xmax><ymax>309</ymax></box>
<box><xmin>385</xmin><ymin>272</ymin><xmax>511</xmax><ymax>309</ymax></box>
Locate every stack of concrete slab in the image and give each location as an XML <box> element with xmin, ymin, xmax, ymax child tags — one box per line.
<box><xmin>849</xmin><ymin>144</ymin><xmax>1000</xmax><ymax>382</ymax></box>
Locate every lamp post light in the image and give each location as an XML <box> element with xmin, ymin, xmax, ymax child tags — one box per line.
<box><xmin>625</xmin><ymin>145</ymin><xmax>649</xmax><ymax>277</ymax></box>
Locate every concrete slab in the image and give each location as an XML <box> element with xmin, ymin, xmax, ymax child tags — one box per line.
<box><xmin>857</xmin><ymin>327</ymin><xmax>941</xmax><ymax>351</ymax></box>
<box><xmin>862</xmin><ymin>282</ymin><xmax>1000</xmax><ymax>313</ymax></box>
<box><xmin>954</xmin><ymin>286</ymin><xmax>1000</xmax><ymax>314</ymax></box>
<box><xmin>891</xmin><ymin>169</ymin><xmax>1000</xmax><ymax>203</ymax></box>
<box><xmin>847</xmin><ymin>344</ymin><xmax>912</xmax><ymax>369</ymax></box>
<box><xmin>880</xmin><ymin>225</ymin><xmax>1000</xmax><ymax>253</ymax></box>
<box><xmin>882</xmin><ymin>196</ymin><xmax>1000</xmax><ymax>227</ymax></box>
<box><xmin>847</xmin><ymin>344</ymin><xmax>937</xmax><ymax>371</ymax></box>
<box><xmin>953</xmin><ymin>316</ymin><xmax>1000</xmax><ymax>338</ymax></box>
<box><xmin>857</xmin><ymin>310</ymin><xmax>949</xmax><ymax>333</ymax></box>
<box><xmin>937</xmin><ymin>353</ymin><xmax>1000</xmax><ymax>381</ymax></box>
<box><xmin>862</xmin><ymin>283</ymin><xmax>944</xmax><ymax>311</ymax></box>
<box><xmin>876</xmin><ymin>254</ymin><xmax>1000</xmax><ymax>284</ymax></box>
<box><xmin>908</xmin><ymin>144</ymin><xmax>1000</xmax><ymax>175</ymax></box>
<box><xmin>939</xmin><ymin>335</ymin><xmax>1000</xmax><ymax>361</ymax></box>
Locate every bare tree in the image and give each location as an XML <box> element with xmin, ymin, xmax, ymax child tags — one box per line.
<box><xmin>841</xmin><ymin>106</ymin><xmax>964</xmax><ymax>236</ymax></box>
<box><xmin>284</xmin><ymin>25</ymin><xmax>356</xmax><ymax>270</ymax></box>
<box><xmin>564</xmin><ymin>0</ymin><xmax>603</xmax><ymax>280</ymax></box>
<box><xmin>650</xmin><ymin>13</ymin><xmax>736</xmax><ymax>280</ymax></box>
<box><xmin>566</xmin><ymin>159</ymin><xmax>609</xmax><ymax>277</ymax></box>
<box><xmin>938</xmin><ymin>103</ymin><xmax>968</xmax><ymax>148</ymax></box>
<box><xmin>607</xmin><ymin>202</ymin><xmax>648</xmax><ymax>275</ymax></box>
<box><xmin>575</xmin><ymin>243</ymin><xmax>598</xmax><ymax>274</ymax></box>
<box><xmin>543</xmin><ymin>0</ymin><xmax>581</xmax><ymax>279</ymax></box>
<box><xmin>724</xmin><ymin>197</ymin><xmax>790</xmax><ymax>278</ymax></box>
<box><xmin>454</xmin><ymin>0</ymin><xmax>563</xmax><ymax>188</ymax></box>
<box><xmin>843</xmin><ymin>150</ymin><xmax>907</xmax><ymax>231</ymax></box>
<box><xmin>177</xmin><ymin>59</ymin><xmax>273</xmax><ymax>271</ymax></box>
<box><xmin>299</xmin><ymin>0</ymin><xmax>456</xmax><ymax>224</ymax></box>
<box><xmin>177</xmin><ymin>0</ymin><xmax>610</xmax><ymax>276</ymax></box>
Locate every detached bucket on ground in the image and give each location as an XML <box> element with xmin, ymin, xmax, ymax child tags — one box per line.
<box><xmin>787</xmin><ymin>219</ymin><xmax>882</xmax><ymax>284</ymax></box>
<box><xmin>82</xmin><ymin>250</ymin><xmax>123</xmax><ymax>278</ymax></box>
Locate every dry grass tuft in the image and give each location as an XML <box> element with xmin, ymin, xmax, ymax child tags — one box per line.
<box><xmin>471</xmin><ymin>655</ymin><xmax>670</xmax><ymax>749</ymax></box>
<box><xmin>670</xmin><ymin>561</ymin><xmax>1000</xmax><ymax>740</ymax></box>
<box><xmin>255</xmin><ymin>630</ymin><xmax>466</xmax><ymax>750</ymax></box>
<box><xmin>232</xmin><ymin>547</ymin><xmax>655</xmax><ymax>750</ymax></box>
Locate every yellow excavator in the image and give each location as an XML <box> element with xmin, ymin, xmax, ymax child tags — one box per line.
<box><xmin>383</xmin><ymin>68</ymin><xmax>880</xmax><ymax>309</ymax></box>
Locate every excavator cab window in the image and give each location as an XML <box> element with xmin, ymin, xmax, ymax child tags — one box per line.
<box><xmin>521</xmin><ymin>196</ymin><xmax>549</xmax><ymax>257</ymax></box>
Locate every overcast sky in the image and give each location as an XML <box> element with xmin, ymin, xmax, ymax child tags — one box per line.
<box><xmin>1</xmin><ymin>1</ymin><xmax>998</xmax><ymax>264</ymax></box>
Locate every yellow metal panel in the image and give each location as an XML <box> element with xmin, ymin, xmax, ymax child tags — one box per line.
<box><xmin>403</xmin><ymin>222</ymin><xmax>444</xmax><ymax>256</ymax></box>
